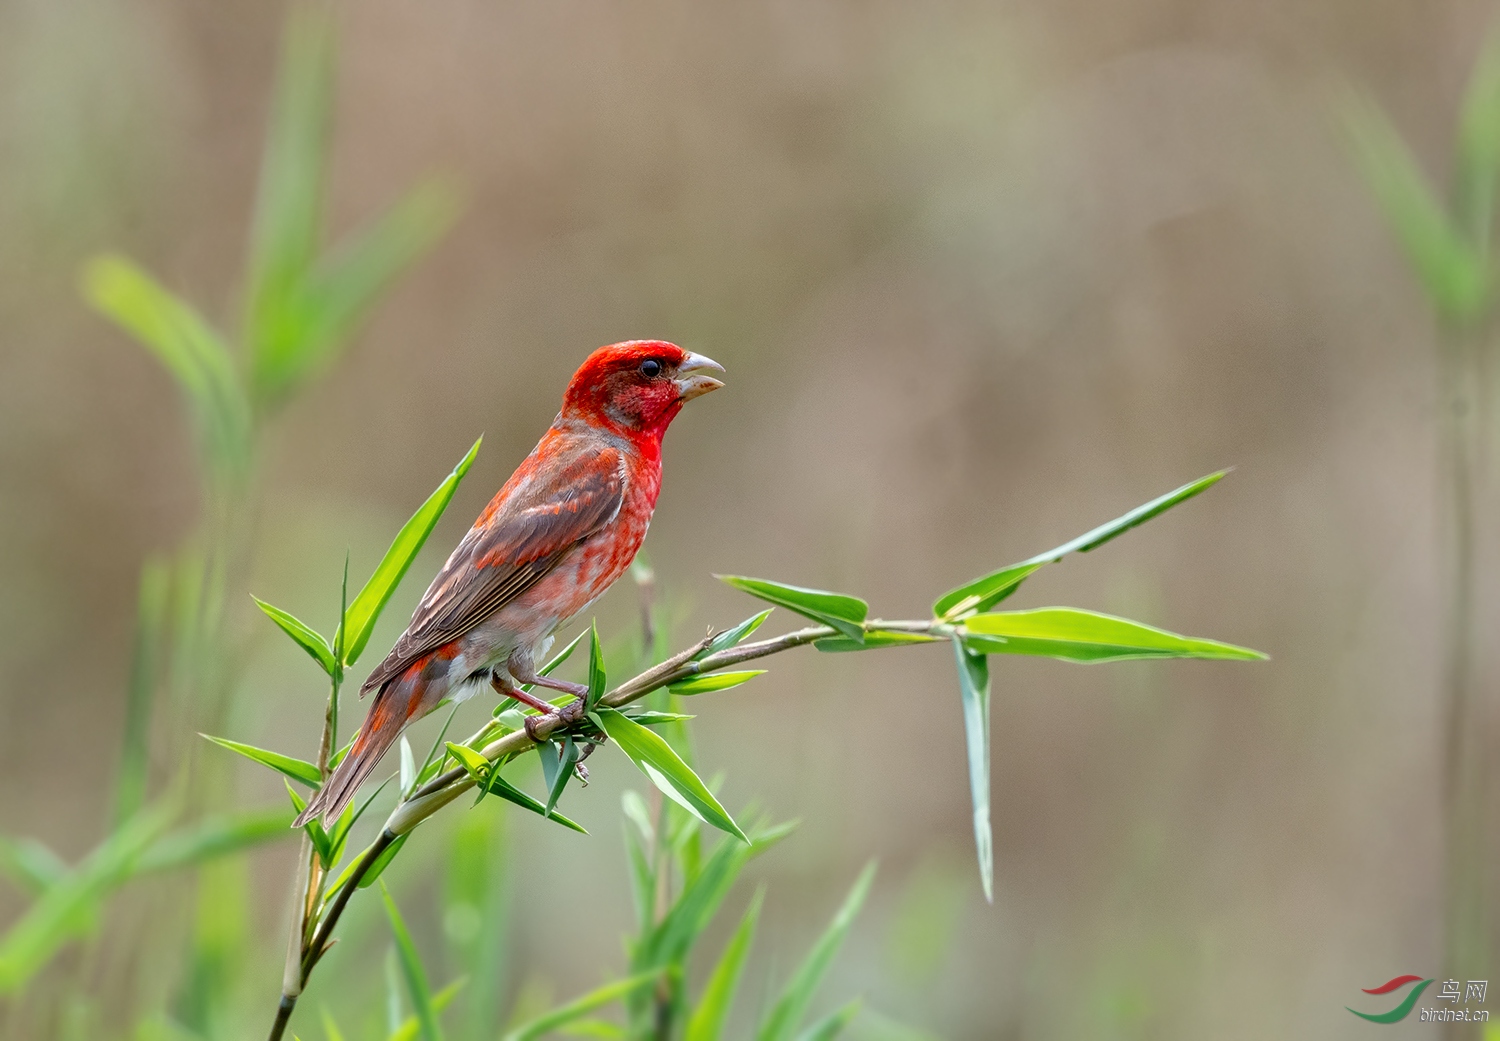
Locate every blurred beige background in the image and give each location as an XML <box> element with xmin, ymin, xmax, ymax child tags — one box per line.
<box><xmin>0</xmin><ymin>0</ymin><xmax>1485</xmax><ymax>1037</ymax></box>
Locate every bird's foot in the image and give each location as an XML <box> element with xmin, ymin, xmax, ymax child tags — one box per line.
<box><xmin>573</xmin><ymin>740</ymin><xmax>601</xmax><ymax>785</ymax></box>
<box><xmin>522</xmin><ymin>695</ymin><xmax>590</xmax><ymax>743</ymax></box>
<box><xmin>491</xmin><ymin>671</ymin><xmax>556</xmax><ymax>715</ymax></box>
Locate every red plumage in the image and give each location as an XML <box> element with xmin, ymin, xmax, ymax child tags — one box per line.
<box><xmin>295</xmin><ymin>340</ymin><xmax>723</xmax><ymax>826</ymax></box>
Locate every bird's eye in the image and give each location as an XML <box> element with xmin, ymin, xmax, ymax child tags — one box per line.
<box><xmin>639</xmin><ymin>359</ymin><xmax>663</xmax><ymax>379</ymax></box>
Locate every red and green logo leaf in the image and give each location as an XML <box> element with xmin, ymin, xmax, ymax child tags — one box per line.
<box><xmin>1347</xmin><ymin>976</ymin><xmax>1433</xmax><ymax>1023</ymax></box>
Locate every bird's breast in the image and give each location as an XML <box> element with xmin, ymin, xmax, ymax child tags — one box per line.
<box><xmin>484</xmin><ymin>461</ymin><xmax>660</xmax><ymax>645</ymax></box>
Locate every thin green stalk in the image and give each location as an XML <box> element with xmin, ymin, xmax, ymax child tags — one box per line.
<box><xmin>1440</xmin><ymin>324</ymin><xmax>1489</xmax><ymax>1003</ymax></box>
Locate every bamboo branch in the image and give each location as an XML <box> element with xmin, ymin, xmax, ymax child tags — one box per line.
<box><xmin>266</xmin><ymin>617</ymin><xmax>939</xmax><ymax>1039</ymax></box>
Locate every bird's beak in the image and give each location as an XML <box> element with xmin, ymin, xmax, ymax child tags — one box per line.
<box><xmin>675</xmin><ymin>352</ymin><xmax>725</xmax><ymax>402</ymax></box>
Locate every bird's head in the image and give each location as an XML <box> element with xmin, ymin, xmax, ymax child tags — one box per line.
<box><xmin>561</xmin><ymin>340</ymin><xmax>724</xmax><ymax>439</ymax></box>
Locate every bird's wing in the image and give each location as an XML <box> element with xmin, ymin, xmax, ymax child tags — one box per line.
<box><xmin>361</xmin><ymin>435</ymin><xmax>627</xmax><ymax>694</ymax></box>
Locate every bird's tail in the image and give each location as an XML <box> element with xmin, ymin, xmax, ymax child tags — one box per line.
<box><xmin>292</xmin><ymin>686</ymin><xmax>408</xmax><ymax>828</ymax></box>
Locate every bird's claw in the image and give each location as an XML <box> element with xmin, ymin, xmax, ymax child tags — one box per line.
<box><xmin>523</xmin><ymin>696</ymin><xmax>590</xmax><ymax>744</ymax></box>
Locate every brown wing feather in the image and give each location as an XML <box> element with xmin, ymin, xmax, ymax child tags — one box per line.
<box><xmin>361</xmin><ymin>436</ymin><xmax>627</xmax><ymax>694</ymax></box>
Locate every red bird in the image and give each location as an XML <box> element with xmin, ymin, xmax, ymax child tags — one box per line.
<box><xmin>295</xmin><ymin>341</ymin><xmax>723</xmax><ymax>826</ymax></box>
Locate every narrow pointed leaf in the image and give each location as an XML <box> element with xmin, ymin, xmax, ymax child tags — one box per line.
<box><xmin>340</xmin><ymin>437</ymin><xmax>482</xmax><ymax>666</ymax></box>
<box><xmin>636</xmin><ymin>821</ymin><xmax>792</xmax><ymax>978</ymax></box>
<box><xmin>357</xmin><ymin>834</ymin><xmax>409</xmax><ymax>889</ymax></box>
<box><xmin>1456</xmin><ymin>26</ymin><xmax>1500</xmax><ymax>234</ymax></box>
<box><xmin>416</xmin><ymin>705</ymin><xmax>461</xmax><ymax>787</ymax></box>
<box><xmin>755</xmin><ymin>862</ymin><xmax>877</xmax><ymax>1041</ymax></box>
<box><xmin>476</xmin><ymin>768</ymin><xmax>588</xmax><ymax>834</ymax></box>
<box><xmin>935</xmin><ymin>472</ymin><xmax>1227</xmax><ymax>620</ymax></box>
<box><xmin>244</xmin><ymin>5</ymin><xmax>333</xmax><ymax>398</ymax></box>
<box><xmin>500</xmin><ymin>971</ymin><xmax>661</xmax><ymax>1041</ymax></box>
<box><xmin>202</xmin><ymin>735</ymin><xmax>321</xmax><ymax>788</ymax></box>
<box><xmin>330</xmin><ymin>776</ymin><xmax>394</xmax><ymax>859</ymax></box>
<box><xmin>669</xmin><ymin>671</ymin><xmax>767</xmax><ymax>695</ymax></box>
<box><xmin>81</xmin><ymin>255</ymin><xmax>249</xmax><ymax>465</ymax></box>
<box><xmin>253</xmin><ymin>597</ymin><xmax>335</xmax><ymax>674</ymax></box>
<box><xmin>539</xmin><ymin>631</ymin><xmax>586</xmax><ymax>679</ymax></box>
<box><xmin>400</xmin><ymin>737</ymin><xmax>416</xmax><ymax>795</ymax></box>
<box><xmin>717</xmin><ymin>577</ymin><xmax>866</xmax><ymax>641</ymax></box>
<box><xmin>285</xmin><ymin>781</ymin><xmax>335</xmax><ymax>866</ymax></box>
<box><xmin>951</xmin><ymin>639</ymin><xmax>992</xmax><ymax>903</ymax></box>
<box><xmin>794</xmin><ymin>999</ymin><xmax>862</xmax><ymax>1041</ymax></box>
<box><xmin>686</xmin><ymin>888</ymin><xmax>764</xmax><ymax>1041</ymax></box>
<box><xmin>931</xmin><ymin>563</ymin><xmax>1043</xmax><ymax>622</ymax></box>
<box><xmin>115</xmin><ymin>558</ymin><xmax>168</xmax><ymax>826</ymax></box>
<box><xmin>0</xmin><ymin>804</ymin><xmax>174</xmax><ymax>992</ymax></box>
<box><xmin>585</xmin><ymin>622</ymin><xmax>607</xmax><ymax>711</ymax></box>
<box><xmin>961</xmin><ymin>608</ymin><xmax>1267</xmax><ymax>663</ymax></box>
<box><xmin>386</xmin><ymin>980</ymin><xmax>466</xmax><ymax>1041</ymax></box>
<box><xmin>0</xmin><ymin>837</ymin><xmax>67</xmax><ymax>897</ymax></box>
<box><xmin>814</xmin><ymin>631</ymin><xmax>941</xmax><ymax>652</ymax></box>
<box><xmin>279</xmin><ymin>177</ymin><xmax>459</xmax><ymax>395</ymax></box>
<box><xmin>1342</xmin><ymin>91</ymin><xmax>1490</xmax><ymax>322</ymax></box>
<box><xmin>380</xmin><ymin>881</ymin><xmax>443</xmax><ymax>1041</ymax></box>
<box><xmin>135</xmin><ymin>806</ymin><xmax>297</xmax><ymax>874</ymax></box>
<box><xmin>627</xmin><ymin>712</ymin><xmax>696</xmax><ymax>726</ymax></box>
<box><xmin>445</xmin><ymin>743</ymin><xmax>491</xmax><ymax>783</ymax></box>
<box><xmin>703</xmin><ymin>609</ymin><xmax>773</xmax><ymax>657</ymax></box>
<box><xmin>544</xmin><ymin>738</ymin><xmax>579</xmax><ymax>817</ymax></box>
<box><xmin>596</xmin><ymin>709</ymin><xmax>747</xmax><ymax>842</ymax></box>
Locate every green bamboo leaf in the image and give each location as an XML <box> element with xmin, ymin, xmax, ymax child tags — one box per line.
<box><xmin>544</xmin><ymin>738</ymin><xmax>580</xmax><ymax>817</ymax></box>
<box><xmin>202</xmin><ymin>734</ymin><xmax>321</xmax><ymax>788</ymax></box>
<box><xmin>0</xmin><ymin>804</ymin><xmax>175</xmax><ymax>992</ymax></box>
<box><xmin>1456</xmin><ymin>25</ymin><xmax>1500</xmax><ymax>235</ymax></box>
<box><xmin>253</xmin><ymin>596</ymin><xmax>336</xmax><ymax>674</ymax></box>
<box><xmin>386</xmin><ymin>980</ymin><xmax>466</xmax><ymax>1041</ymax></box>
<box><xmin>284</xmin><ymin>782</ymin><xmax>336</xmax><ymax>866</ymax></box>
<box><xmin>474</xmin><ymin>764</ymin><xmax>589</xmax><ymax>834</ymax></box>
<box><xmin>627</xmin><ymin>712</ymin><xmax>696</xmax><ymax>726</ymax></box>
<box><xmin>635</xmin><ymin>821</ymin><xmax>791</xmax><ymax>981</ymax></box>
<box><xmin>400</xmin><ymin>736</ymin><xmax>417</xmax><ymax>796</ymax></box>
<box><xmin>134</xmin><ymin>806</ymin><xmax>297</xmax><ymax>874</ymax></box>
<box><xmin>930</xmin><ymin>563</ymin><xmax>1042</xmax><ymax>623</ymax></box>
<box><xmin>547</xmin><ymin>1021</ymin><xmax>626</xmax><ymax>1039</ymax></box>
<box><xmin>935</xmin><ymin>472</ymin><xmax>1227</xmax><ymax>620</ymax></box>
<box><xmin>539</xmin><ymin>631</ymin><xmax>587</xmax><ymax>678</ymax></box>
<box><xmin>280</xmin><ymin>178</ymin><xmax>459</xmax><ymax>395</ymax></box>
<box><xmin>717</xmin><ymin>577</ymin><xmax>867</xmax><ymax>641</ymax></box>
<box><xmin>445</xmin><ymin>742</ymin><xmax>491</xmax><ymax>783</ymax></box>
<box><xmin>585</xmin><ymin>622</ymin><xmax>607</xmax><ymax>711</ymax></box>
<box><xmin>416</xmin><ymin>705</ymin><xmax>461</xmax><ymax>788</ymax></box>
<box><xmin>685</xmin><ymin>888</ymin><xmax>764</xmax><ymax>1041</ymax></box>
<box><xmin>244</xmin><ymin>5</ymin><xmax>334</xmax><ymax>400</ymax></box>
<box><xmin>322</xmin><ymin>832</ymin><xmax>402</xmax><ymax>895</ymax></box>
<box><xmin>814</xmin><ymin>631</ymin><xmax>941</xmax><ymax>653</ymax></box>
<box><xmin>115</xmin><ymin>557</ymin><xmax>168</xmax><ymax>826</ymax></box>
<box><xmin>328</xmin><ymin>776</ymin><xmax>393</xmax><ymax>866</ymax></box>
<box><xmin>702</xmin><ymin>609</ymin><xmax>773</xmax><ymax>657</ymax></box>
<box><xmin>961</xmin><ymin>608</ymin><xmax>1267</xmax><ymax>663</ymax></box>
<box><xmin>339</xmin><ymin>437</ymin><xmax>482</xmax><ymax>666</ymax></box>
<box><xmin>794</xmin><ymin>999</ymin><xmax>861</xmax><ymax>1041</ymax></box>
<box><xmin>380</xmin><ymin>881</ymin><xmax>443</xmax><ymax>1041</ymax></box>
<box><xmin>951</xmin><ymin>638</ymin><xmax>992</xmax><ymax>903</ymax></box>
<box><xmin>1341</xmin><ymin>90</ymin><xmax>1490</xmax><ymax>323</ymax></box>
<box><xmin>755</xmin><ymin>863</ymin><xmax>877</xmax><ymax>1041</ymax></box>
<box><xmin>500</xmin><ymin>971</ymin><xmax>661</xmax><ymax>1041</ymax></box>
<box><xmin>622</xmin><ymin>793</ymin><xmax>657</xmax><ymax>933</ymax></box>
<box><xmin>81</xmin><ymin>255</ymin><xmax>250</xmax><ymax>467</ymax></box>
<box><xmin>0</xmin><ymin>837</ymin><xmax>67</xmax><ymax>897</ymax></box>
<box><xmin>668</xmin><ymin>671</ymin><xmax>767</xmax><ymax>695</ymax></box>
<box><xmin>596</xmin><ymin>709</ymin><xmax>747</xmax><ymax>842</ymax></box>
<box><xmin>323</xmin><ymin>1006</ymin><xmax>347</xmax><ymax>1041</ymax></box>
